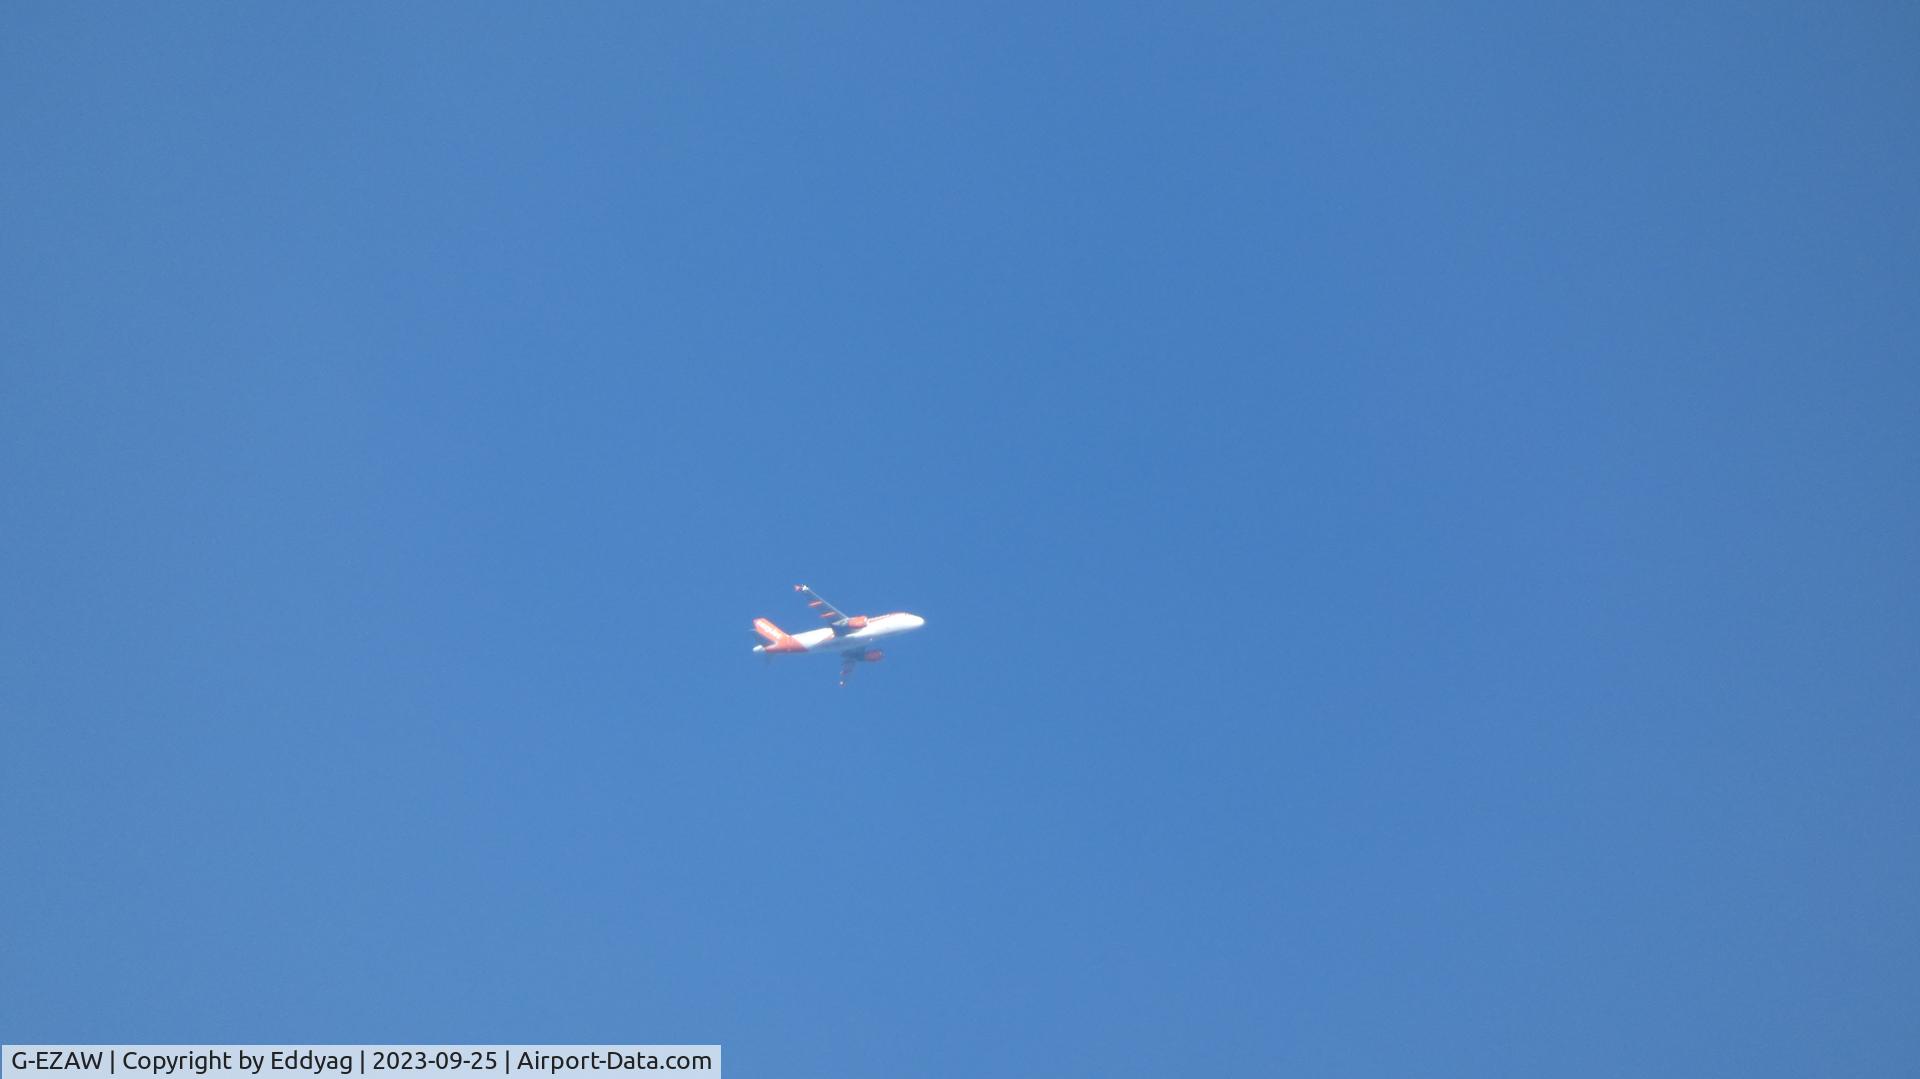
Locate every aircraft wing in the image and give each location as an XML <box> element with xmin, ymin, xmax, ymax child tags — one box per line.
<box><xmin>795</xmin><ymin>584</ymin><xmax>852</xmax><ymax>628</ymax></box>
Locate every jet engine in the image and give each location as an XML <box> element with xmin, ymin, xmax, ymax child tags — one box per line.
<box><xmin>843</xmin><ymin>616</ymin><xmax>869</xmax><ymax>630</ymax></box>
<box><xmin>861</xmin><ymin>650</ymin><xmax>884</xmax><ymax>662</ymax></box>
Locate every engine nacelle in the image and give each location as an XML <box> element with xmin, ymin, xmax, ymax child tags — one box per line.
<box><xmin>844</xmin><ymin>616</ymin><xmax>869</xmax><ymax>630</ymax></box>
<box><xmin>861</xmin><ymin>650</ymin><xmax>884</xmax><ymax>662</ymax></box>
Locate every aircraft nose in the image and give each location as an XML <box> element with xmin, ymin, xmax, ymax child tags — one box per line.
<box><xmin>910</xmin><ymin>614</ymin><xmax>927</xmax><ymax>629</ymax></box>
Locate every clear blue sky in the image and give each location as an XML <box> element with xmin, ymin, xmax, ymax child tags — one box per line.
<box><xmin>4</xmin><ymin>4</ymin><xmax>1916</xmax><ymax>1075</ymax></box>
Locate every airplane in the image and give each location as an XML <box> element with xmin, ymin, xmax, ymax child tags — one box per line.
<box><xmin>752</xmin><ymin>584</ymin><xmax>928</xmax><ymax>686</ymax></box>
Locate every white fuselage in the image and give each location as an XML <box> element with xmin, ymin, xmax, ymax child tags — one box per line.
<box><xmin>754</xmin><ymin>612</ymin><xmax>927</xmax><ymax>655</ymax></box>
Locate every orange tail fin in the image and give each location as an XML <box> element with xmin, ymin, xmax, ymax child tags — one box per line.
<box><xmin>753</xmin><ymin>617</ymin><xmax>790</xmax><ymax>644</ymax></box>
